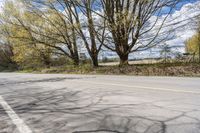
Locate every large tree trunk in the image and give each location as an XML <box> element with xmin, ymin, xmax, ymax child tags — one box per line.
<box><xmin>43</xmin><ymin>59</ymin><xmax>51</xmax><ymax>68</ymax></box>
<box><xmin>72</xmin><ymin>53</ymin><xmax>80</xmax><ymax>66</ymax></box>
<box><xmin>91</xmin><ymin>53</ymin><xmax>98</xmax><ymax>67</ymax></box>
<box><xmin>119</xmin><ymin>54</ymin><xmax>129</xmax><ymax>66</ymax></box>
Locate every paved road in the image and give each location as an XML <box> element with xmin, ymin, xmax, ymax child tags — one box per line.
<box><xmin>0</xmin><ymin>73</ymin><xmax>200</xmax><ymax>133</ymax></box>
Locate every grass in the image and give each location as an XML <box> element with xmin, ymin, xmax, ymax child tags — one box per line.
<box><xmin>16</xmin><ymin>62</ymin><xmax>200</xmax><ymax>77</ymax></box>
<box><xmin>1</xmin><ymin>61</ymin><xmax>199</xmax><ymax>77</ymax></box>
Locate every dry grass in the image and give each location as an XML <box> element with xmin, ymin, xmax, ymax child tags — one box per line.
<box><xmin>30</xmin><ymin>62</ymin><xmax>200</xmax><ymax>77</ymax></box>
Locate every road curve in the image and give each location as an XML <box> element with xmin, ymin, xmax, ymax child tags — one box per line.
<box><xmin>0</xmin><ymin>73</ymin><xmax>200</xmax><ymax>133</ymax></box>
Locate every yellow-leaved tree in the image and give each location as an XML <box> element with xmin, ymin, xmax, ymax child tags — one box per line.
<box><xmin>1</xmin><ymin>1</ymin><xmax>53</xmax><ymax>69</ymax></box>
<box><xmin>185</xmin><ymin>33</ymin><xmax>200</xmax><ymax>62</ymax></box>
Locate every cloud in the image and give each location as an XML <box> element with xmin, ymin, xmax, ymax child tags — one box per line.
<box><xmin>76</xmin><ymin>1</ymin><xmax>200</xmax><ymax>59</ymax></box>
<box><xmin>0</xmin><ymin>0</ymin><xmax>199</xmax><ymax>59</ymax></box>
<box><xmin>165</xmin><ymin>1</ymin><xmax>200</xmax><ymax>46</ymax></box>
<box><xmin>0</xmin><ymin>0</ymin><xmax>4</xmax><ymax>12</ymax></box>
<box><xmin>130</xmin><ymin>1</ymin><xmax>200</xmax><ymax>59</ymax></box>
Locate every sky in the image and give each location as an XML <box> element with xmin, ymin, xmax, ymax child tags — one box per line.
<box><xmin>101</xmin><ymin>0</ymin><xmax>200</xmax><ymax>59</ymax></box>
<box><xmin>130</xmin><ymin>0</ymin><xmax>200</xmax><ymax>59</ymax></box>
<box><xmin>0</xmin><ymin>0</ymin><xmax>4</xmax><ymax>11</ymax></box>
<box><xmin>0</xmin><ymin>0</ymin><xmax>200</xmax><ymax>59</ymax></box>
<box><xmin>163</xmin><ymin>0</ymin><xmax>200</xmax><ymax>50</ymax></box>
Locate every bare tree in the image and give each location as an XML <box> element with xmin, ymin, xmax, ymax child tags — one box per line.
<box><xmin>21</xmin><ymin>0</ymin><xmax>106</xmax><ymax>67</ymax></box>
<box><xmin>1</xmin><ymin>0</ymin><xmax>184</xmax><ymax>67</ymax></box>
<box><xmin>101</xmin><ymin>0</ymin><xmax>181</xmax><ymax>66</ymax></box>
<box><xmin>55</xmin><ymin>0</ymin><xmax>106</xmax><ymax>67</ymax></box>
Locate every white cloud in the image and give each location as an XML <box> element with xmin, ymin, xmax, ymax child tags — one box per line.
<box><xmin>164</xmin><ymin>1</ymin><xmax>200</xmax><ymax>47</ymax></box>
<box><xmin>131</xmin><ymin>1</ymin><xmax>200</xmax><ymax>59</ymax></box>
<box><xmin>0</xmin><ymin>0</ymin><xmax>199</xmax><ymax>59</ymax></box>
<box><xmin>0</xmin><ymin>0</ymin><xmax>5</xmax><ymax>12</ymax></box>
<box><xmin>78</xmin><ymin>1</ymin><xmax>200</xmax><ymax>59</ymax></box>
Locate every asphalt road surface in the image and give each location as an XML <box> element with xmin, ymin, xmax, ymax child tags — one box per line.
<box><xmin>0</xmin><ymin>73</ymin><xmax>200</xmax><ymax>133</ymax></box>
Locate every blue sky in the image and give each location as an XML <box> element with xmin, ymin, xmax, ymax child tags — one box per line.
<box><xmin>178</xmin><ymin>0</ymin><xmax>197</xmax><ymax>7</ymax></box>
<box><xmin>161</xmin><ymin>0</ymin><xmax>198</xmax><ymax>15</ymax></box>
<box><xmin>0</xmin><ymin>0</ymin><xmax>197</xmax><ymax>13</ymax></box>
<box><xmin>0</xmin><ymin>0</ymin><xmax>199</xmax><ymax>59</ymax></box>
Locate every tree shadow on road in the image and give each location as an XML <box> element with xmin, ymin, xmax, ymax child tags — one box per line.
<box><xmin>1</xmin><ymin>86</ymin><xmax>200</xmax><ymax>133</ymax></box>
